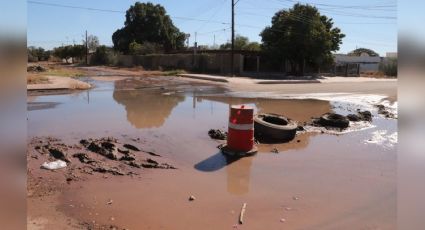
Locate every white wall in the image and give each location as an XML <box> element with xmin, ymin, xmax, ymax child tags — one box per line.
<box><xmin>334</xmin><ymin>54</ymin><xmax>381</xmax><ymax>63</ymax></box>
<box><xmin>334</xmin><ymin>54</ymin><xmax>381</xmax><ymax>72</ymax></box>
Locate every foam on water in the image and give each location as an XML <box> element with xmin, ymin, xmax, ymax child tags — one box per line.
<box><xmin>365</xmin><ymin>130</ymin><xmax>398</xmax><ymax>149</ymax></box>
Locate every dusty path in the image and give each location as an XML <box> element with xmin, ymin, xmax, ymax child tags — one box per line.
<box><xmin>179</xmin><ymin>75</ymin><xmax>397</xmax><ymax>101</ymax></box>
<box><xmin>27</xmin><ymin>76</ymin><xmax>91</xmax><ymax>91</ymax></box>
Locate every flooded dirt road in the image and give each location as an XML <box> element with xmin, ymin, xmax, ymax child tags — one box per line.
<box><xmin>27</xmin><ymin>75</ymin><xmax>397</xmax><ymax>229</ymax></box>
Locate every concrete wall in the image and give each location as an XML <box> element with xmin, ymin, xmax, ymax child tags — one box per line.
<box><xmin>334</xmin><ymin>54</ymin><xmax>381</xmax><ymax>72</ymax></box>
<box><xmin>359</xmin><ymin>63</ymin><xmax>379</xmax><ymax>72</ymax></box>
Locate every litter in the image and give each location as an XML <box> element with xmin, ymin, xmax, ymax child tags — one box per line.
<box><xmin>239</xmin><ymin>203</ymin><xmax>247</xmax><ymax>224</ymax></box>
<box><xmin>41</xmin><ymin>160</ymin><xmax>67</xmax><ymax>170</ymax></box>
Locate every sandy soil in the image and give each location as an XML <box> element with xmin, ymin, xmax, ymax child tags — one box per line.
<box><xmin>27</xmin><ymin>76</ymin><xmax>91</xmax><ymax>90</ymax></box>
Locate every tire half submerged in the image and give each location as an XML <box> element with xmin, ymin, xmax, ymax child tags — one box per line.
<box><xmin>254</xmin><ymin>113</ymin><xmax>298</xmax><ymax>143</ymax></box>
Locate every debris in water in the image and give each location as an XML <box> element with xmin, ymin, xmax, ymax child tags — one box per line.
<box><xmin>217</xmin><ymin>143</ymin><xmax>225</xmax><ymax>149</ymax></box>
<box><xmin>239</xmin><ymin>203</ymin><xmax>247</xmax><ymax>224</ymax></box>
<box><xmin>208</xmin><ymin>129</ymin><xmax>227</xmax><ymax>140</ymax></box>
<box><xmin>189</xmin><ymin>195</ymin><xmax>196</xmax><ymax>201</ymax></box>
<box><xmin>375</xmin><ymin>104</ymin><xmax>396</xmax><ymax>119</ymax></box>
<box><xmin>347</xmin><ymin>110</ymin><xmax>372</xmax><ymax>122</ymax></box>
<box><xmin>313</xmin><ymin>113</ymin><xmax>349</xmax><ymax>129</ymax></box>
<box><xmin>280</xmin><ymin>218</ymin><xmax>286</xmax><ymax>223</ymax></box>
<box><xmin>271</xmin><ymin>148</ymin><xmax>279</xmax><ymax>154</ymax></box>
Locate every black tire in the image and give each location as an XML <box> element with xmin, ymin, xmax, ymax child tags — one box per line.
<box><xmin>254</xmin><ymin>113</ymin><xmax>298</xmax><ymax>143</ymax></box>
<box><xmin>317</xmin><ymin>113</ymin><xmax>349</xmax><ymax>129</ymax></box>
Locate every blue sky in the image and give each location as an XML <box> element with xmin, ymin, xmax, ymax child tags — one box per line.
<box><xmin>27</xmin><ymin>0</ymin><xmax>397</xmax><ymax>56</ymax></box>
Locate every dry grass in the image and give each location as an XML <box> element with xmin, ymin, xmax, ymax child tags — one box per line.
<box><xmin>27</xmin><ymin>75</ymin><xmax>49</xmax><ymax>84</ymax></box>
<box><xmin>163</xmin><ymin>69</ymin><xmax>187</xmax><ymax>76</ymax></box>
<box><xmin>360</xmin><ymin>71</ymin><xmax>387</xmax><ymax>78</ymax></box>
<box><xmin>41</xmin><ymin>65</ymin><xmax>85</xmax><ymax>77</ymax></box>
<box><xmin>28</xmin><ymin>62</ymin><xmax>86</xmax><ymax>77</ymax></box>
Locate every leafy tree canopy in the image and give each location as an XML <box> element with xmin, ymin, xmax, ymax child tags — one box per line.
<box><xmin>27</xmin><ymin>46</ymin><xmax>51</xmax><ymax>62</ymax></box>
<box><xmin>348</xmin><ymin>48</ymin><xmax>379</xmax><ymax>57</ymax></box>
<box><xmin>220</xmin><ymin>35</ymin><xmax>261</xmax><ymax>51</ymax></box>
<box><xmin>52</xmin><ymin>45</ymin><xmax>86</xmax><ymax>62</ymax></box>
<box><xmin>261</xmin><ymin>3</ymin><xmax>345</xmax><ymax>75</ymax></box>
<box><xmin>112</xmin><ymin>2</ymin><xmax>186</xmax><ymax>54</ymax></box>
<box><xmin>128</xmin><ymin>41</ymin><xmax>162</xmax><ymax>55</ymax></box>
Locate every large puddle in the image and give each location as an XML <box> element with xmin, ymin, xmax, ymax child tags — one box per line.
<box><xmin>28</xmin><ymin>76</ymin><xmax>397</xmax><ymax>229</ymax></box>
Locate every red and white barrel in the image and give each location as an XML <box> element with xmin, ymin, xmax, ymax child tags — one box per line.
<box><xmin>224</xmin><ymin>105</ymin><xmax>257</xmax><ymax>155</ymax></box>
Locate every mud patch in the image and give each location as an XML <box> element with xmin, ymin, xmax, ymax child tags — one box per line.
<box><xmin>28</xmin><ymin>136</ymin><xmax>176</xmax><ymax>181</ymax></box>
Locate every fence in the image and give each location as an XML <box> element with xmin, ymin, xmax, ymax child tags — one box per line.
<box><xmin>110</xmin><ymin>53</ymin><xmax>360</xmax><ymax>77</ymax></box>
<box><xmin>115</xmin><ymin>53</ymin><xmax>243</xmax><ymax>75</ymax></box>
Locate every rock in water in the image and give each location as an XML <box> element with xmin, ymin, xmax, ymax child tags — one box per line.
<box><xmin>208</xmin><ymin>129</ymin><xmax>227</xmax><ymax>140</ymax></box>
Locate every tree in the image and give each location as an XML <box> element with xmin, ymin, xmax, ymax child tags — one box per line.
<box><xmin>220</xmin><ymin>35</ymin><xmax>261</xmax><ymax>51</ymax></box>
<box><xmin>128</xmin><ymin>41</ymin><xmax>162</xmax><ymax>55</ymax></box>
<box><xmin>53</xmin><ymin>45</ymin><xmax>86</xmax><ymax>63</ymax></box>
<box><xmin>112</xmin><ymin>2</ymin><xmax>186</xmax><ymax>54</ymax></box>
<box><xmin>28</xmin><ymin>46</ymin><xmax>50</xmax><ymax>62</ymax></box>
<box><xmin>348</xmin><ymin>48</ymin><xmax>379</xmax><ymax>57</ymax></box>
<box><xmin>261</xmin><ymin>4</ymin><xmax>345</xmax><ymax>75</ymax></box>
<box><xmin>85</xmin><ymin>35</ymin><xmax>100</xmax><ymax>53</ymax></box>
<box><xmin>379</xmin><ymin>57</ymin><xmax>397</xmax><ymax>77</ymax></box>
<box><xmin>91</xmin><ymin>45</ymin><xmax>117</xmax><ymax>65</ymax></box>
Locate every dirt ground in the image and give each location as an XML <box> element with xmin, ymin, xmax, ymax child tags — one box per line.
<box><xmin>27</xmin><ymin>64</ymin><xmax>397</xmax><ymax>229</ymax></box>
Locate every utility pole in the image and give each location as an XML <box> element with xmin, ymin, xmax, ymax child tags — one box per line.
<box><xmin>194</xmin><ymin>32</ymin><xmax>198</xmax><ymax>56</ymax></box>
<box><xmin>85</xmin><ymin>30</ymin><xmax>88</xmax><ymax>65</ymax></box>
<box><xmin>231</xmin><ymin>0</ymin><xmax>235</xmax><ymax>77</ymax></box>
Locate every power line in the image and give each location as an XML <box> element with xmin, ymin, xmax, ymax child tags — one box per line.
<box><xmin>28</xmin><ymin>0</ymin><xmax>230</xmax><ymax>25</ymax></box>
<box><xmin>277</xmin><ymin>0</ymin><xmax>396</xmax><ymax>10</ymax></box>
<box><xmin>197</xmin><ymin>27</ymin><xmax>231</xmax><ymax>36</ymax></box>
<box><xmin>270</xmin><ymin>0</ymin><xmax>396</xmax><ymax>19</ymax></box>
<box><xmin>28</xmin><ymin>0</ymin><xmax>124</xmax><ymax>13</ymax></box>
<box><xmin>194</xmin><ymin>0</ymin><xmax>229</xmax><ymax>32</ymax></box>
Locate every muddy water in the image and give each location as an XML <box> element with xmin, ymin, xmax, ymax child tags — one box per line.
<box><xmin>28</xmin><ymin>77</ymin><xmax>397</xmax><ymax>229</ymax></box>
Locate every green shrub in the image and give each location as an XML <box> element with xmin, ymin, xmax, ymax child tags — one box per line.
<box><xmin>379</xmin><ymin>58</ymin><xmax>397</xmax><ymax>77</ymax></box>
<box><xmin>90</xmin><ymin>46</ymin><xmax>118</xmax><ymax>65</ymax></box>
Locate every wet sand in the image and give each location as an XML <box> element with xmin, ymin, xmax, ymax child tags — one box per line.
<box><xmin>27</xmin><ymin>67</ymin><xmax>397</xmax><ymax>229</ymax></box>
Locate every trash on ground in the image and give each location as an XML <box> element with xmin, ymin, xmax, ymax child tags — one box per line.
<box><xmin>41</xmin><ymin>160</ymin><xmax>67</xmax><ymax>170</ymax></box>
<box><xmin>27</xmin><ymin>65</ymin><xmax>47</xmax><ymax>72</ymax></box>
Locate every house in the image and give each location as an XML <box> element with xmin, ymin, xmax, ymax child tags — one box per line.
<box><xmin>334</xmin><ymin>53</ymin><xmax>381</xmax><ymax>72</ymax></box>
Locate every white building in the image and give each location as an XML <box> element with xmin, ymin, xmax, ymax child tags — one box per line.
<box><xmin>334</xmin><ymin>53</ymin><xmax>381</xmax><ymax>72</ymax></box>
<box><xmin>386</xmin><ymin>52</ymin><xmax>397</xmax><ymax>58</ymax></box>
